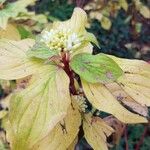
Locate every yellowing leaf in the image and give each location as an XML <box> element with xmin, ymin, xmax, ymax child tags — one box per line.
<box><xmin>83</xmin><ymin>114</ymin><xmax>114</xmax><ymax>150</ymax></box>
<box><xmin>0</xmin><ymin>39</ymin><xmax>42</xmax><ymax>80</ymax></box>
<box><xmin>139</xmin><ymin>5</ymin><xmax>150</xmax><ymax>18</ymax></box>
<box><xmin>0</xmin><ymin>24</ymin><xmax>20</xmax><ymax>40</ymax></box>
<box><xmin>0</xmin><ymin>111</ymin><xmax>8</xmax><ymax>119</ymax></box>
<box><xmin>0</xmin><ymin>0</ymin><xmax>36</xmax><ymax>29</ymax></box>
<box><xmin>106</xmin><ymin>82</ymin><xmax>148</xmax><ymax>117</ymax></box>
<box><xmin>82</xmin><ymin>80</ymin><xmax>147</xmax><ymax>123</ymax></box>
<box><xmin>32</xmin><ymin>103</ymin><xmax>81</xmax><ymax>150</ymax></box>
<box><xmin>107</xmin><ymin>54</ymin><xmax>150</xmax><ymax>78</ymax></box>
<box><xmin>107</xmin><ymin>55</ymin><xmax>150</xmax><ymax>107</ymax></box>
<box><xmin>120</xmin><ymin>74</ymin><xmax>150</xmax><ymax>88</ymax></box>
<box><xmin>119</xmin><ymin>0</ymin><xmax>128</xmax><ymax>11</ymax></box>
<box><xmin>53</xmin><ymin>7</ymin><xmax>87</xmax><ymax>34</ymax></box>
<box><xmin>67</xmin><ymin>136</ymin><xmax>78</xmax><ymax>150</ymax></box>
<box><xmin>118</xmin><ymin>74</ymin><xmax>150</xmax><ymax>106</ymax></box>
<box><xmin>3</xmin><ymin>66</ymin><xmax>71</xmax><ymax>149</ymax></box>
<box><xmin>15</xmin><ymin>11</ymin><xmax>47</xmax><ymax>24</ymax></box>
<box><xmin>101</xmin><ymin>16</ymin><xmax>112</xmax><ymax>30</ymax></box>
<box><xmin>104</xmin><ymin>116</ymin><xmax>125</xmax><ymax>144</ymax></box>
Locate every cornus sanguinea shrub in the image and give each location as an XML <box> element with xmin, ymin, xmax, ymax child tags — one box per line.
<box><xmin>0</xmin><ymin>8</ymin><xmax>150</xmax><ymax>150</ymax></box>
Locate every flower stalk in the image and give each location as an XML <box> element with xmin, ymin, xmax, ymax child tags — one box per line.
<box><xmin>61</xmin><ymin>52</ymin><xmax>77</xmax><ymax>95</ymax></box>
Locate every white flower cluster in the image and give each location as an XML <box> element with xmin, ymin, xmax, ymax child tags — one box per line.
<box><xmin>40</xmin><ymin>29</ymin><xmax>82</xmax><ymax>52</ymax></box>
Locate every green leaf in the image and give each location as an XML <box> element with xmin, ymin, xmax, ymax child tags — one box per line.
<box><xmin>17</xmin><ymin>26</ymin><xmax>33</xmax><ymax>39</ymax></box>
<box><xmin>27</xmin><ymin>43</ymin><xmax>57</xmax><ymax>59</ymax></box>
<box><xmin>70</xmin><ymin>53</ymin><xmax>123</xmax><ymax>83</ymax></box>
<box><xmin>2</xmin><ymin>65</ymin><xmax>71</xmax><ymax>149</ymax></box>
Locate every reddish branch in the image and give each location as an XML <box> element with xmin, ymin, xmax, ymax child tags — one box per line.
<box><xmin>75</xmin><ymin>0</ymin><xmax>91</xmax><ymax>8</ymax></box>
<box><xmin>0</xmin><ymin>4</ymin><xmax>4</xmax><ymax>9</ymax></box>
<box><xmin>124</xmin><ymin>126</ymin><xmax>129</xmax><ymax>150</ymax></box>
<box><xmin>61</xmin><ymin>52</ymin><xmax>77</xmax><ymax>95</ymax></box>
<box><xmin>135</xmin><ymin>122</ymin><xmax>149</xmax><ymax>150</ymax></box>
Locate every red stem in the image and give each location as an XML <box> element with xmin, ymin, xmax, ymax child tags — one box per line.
<box><xmin>75</xmin><ymin>0</ymin><xmax>91</xmax><ymax>8</ymax></box>
<box><xmin>135</xmin><ymin>124</ymin><xmax>149</xmax><ymax>150</ymax></box>
<box><xmin>62</xmin><ymin>53</ymin><xmax>77</xmax><ymax>95</ymax></box>
<box><xmin>124</xmin><ymin>126</ymin><xmax>129</xmax><ymax>150</ymax></box>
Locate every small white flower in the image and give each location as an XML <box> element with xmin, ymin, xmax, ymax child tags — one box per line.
<box><xmin>40</xmin><ymin>29</ymin><xmax>82</xmax><ymax>52</ymax></box>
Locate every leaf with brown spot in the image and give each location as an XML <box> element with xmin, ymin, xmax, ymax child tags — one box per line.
<box><xmin>70</xmin><ymin>53</ymin><xmax>123</xmax><ymax>83</ymax></box>
<box><xmin>82</xmin><ymin>79</ymin><xmax>147</xmax><ymax>123</ymax></box>
<box><xmin>104</xmin><ymin>116</ymin><xmax>125</xmax><ymax>145</ymax></box>
<box><xmin>106</xmin><ymin>82</ymin><xmax>148</xmax><ymax>117</ymax></box>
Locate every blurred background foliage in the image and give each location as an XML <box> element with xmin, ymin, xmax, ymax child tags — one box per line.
<box><xmin>0</xmin><ymin>0</ymin><xmax>150</xmax><ymax>149</ymax></box>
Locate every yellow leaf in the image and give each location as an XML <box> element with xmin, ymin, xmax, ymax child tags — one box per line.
<box><xmin>107</xmin><ymin>55</ymin><xmax>150</xmax><ymax>106</ymax></box>
<box><xmin>118</xmin><ymin>74</ymin><xmax>150</xmax><ymax>106</ymax></box>
<box><xmin>32</xmin><ymin>103</ymin><xmax>81</xmax><ymax>150</ymax></box>
<box><xmin>67</xmin><ymin>136</ymin><xmax>78</xmax><ymax>150</ymax></box>
<box><xmin>134</xmin><ymin>0</ymin><xmax>150</xmax><ymax>19</ymax></box>
<box><xmin>107</xmin><ymin>54</ymin><xmax>150</xmax><ymax>78</ymax></box>
<box><xmin>53</xmin><ymin>7</ymin><xmax>87</xmax><ymax>34</ymax></box>
<box><xmin>0</xmin><ymin>111</ymin><xmax>8</xmax><ymax>119</ymax></box>
<box><xmin>0</xmin><ymin>39</ymin><xmax>42</xmax><ymax>80</ymax></box>
<box><xmin>0</xmin><ymin>24</ymin><xmax>20</xmax><ymax>40</ymax></box>
<box><xmin>83</xmin><ymin>114</ymin><xmax>114</xmax><ymax>150</ymax></box>
<box><xmin>82</xmin><ymin>80</ymin><xmax>147</xmax><ymax>123</ymax></box>
<box><xmin>101</xmin><ymin>16</ymin><xmax>112</xmax><ymax>30</ymax></box>
<box><xmin>3</xmin><ymin>66</ymin><xmax>71</xmax><ymax>149</ymax></box>
<box><xmin>106</xmin><ymin>82</ymin><xmax>148</xmax><ymax>117</ymax></box>
<box><xmin>119</xmin><ymin>74</ymin><xmax>150</xmax><ymax>88</ymax></box>
<box><xmin>0</xmin><ymin>0</ymin><xmax>36</xmax><ymax>29</ymax></box>
<box><xmin>139</xmin><ymin>5</ymin><xmax>150</xmax><ymax>19</ymax></box>
<box><xmin>119</xmin><ymin>0</ymin><xmax>128</xmax><ymax>11</ymax></box>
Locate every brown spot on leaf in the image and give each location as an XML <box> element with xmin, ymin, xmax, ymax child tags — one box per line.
<box><xmin>116</xmin><ymin>94</ymin><xmax>124</xmax><ymax>101</ymax></box>
<box><xmin>106</xmin><ymin>71</ymin><xmax>114</xmax><ymax>79</ymax></box>
<box><xmin>84</xmin><ymin>61</ymin><xmax>91</xmax><ymax>64</ymax></box>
